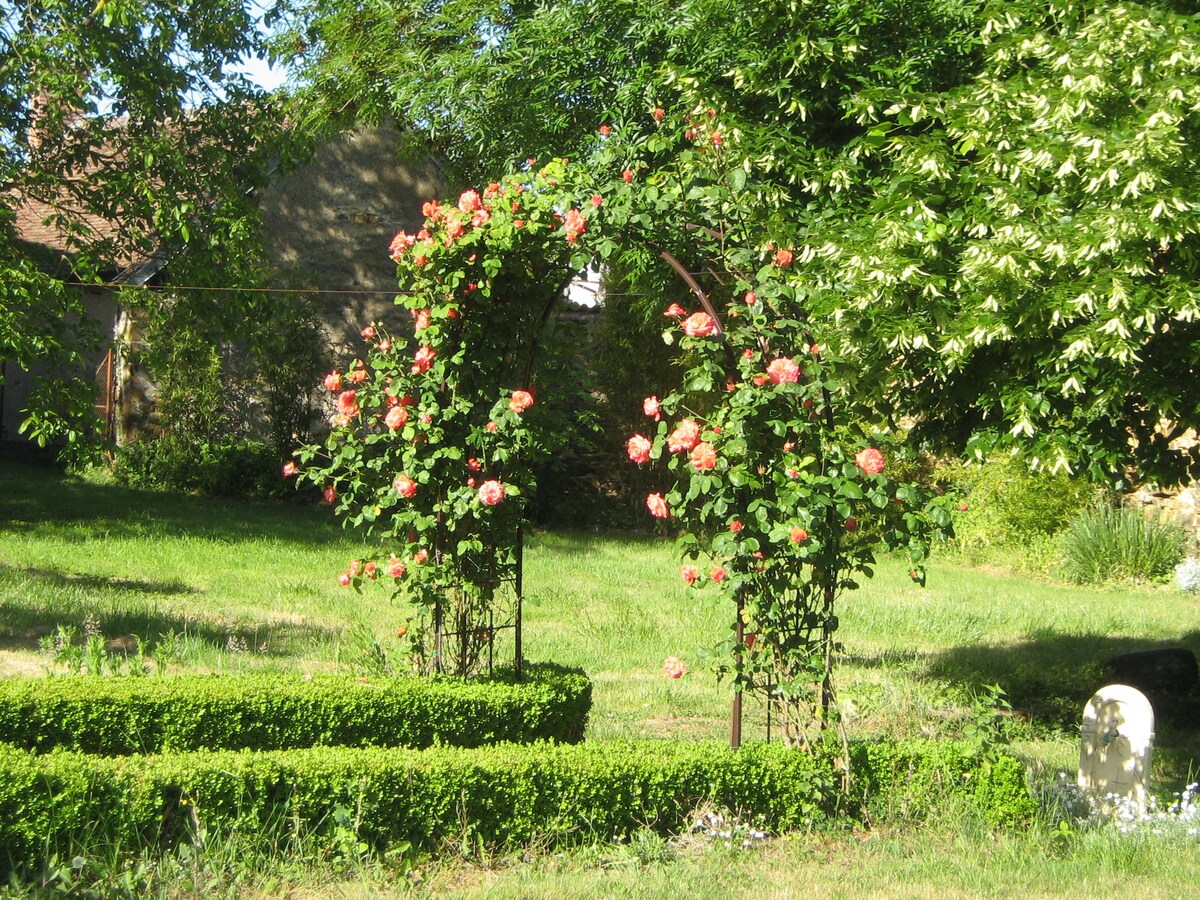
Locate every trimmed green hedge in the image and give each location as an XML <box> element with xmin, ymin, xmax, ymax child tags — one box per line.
<box><xmin>0</xmin><ymin>666</ymin><xmax>590</xmax><ymax>754</ymax></box>
<box><xmin>0</xmin><ymin>739</ymin><xmax>1033</xmax><ymax>877</ymax></box>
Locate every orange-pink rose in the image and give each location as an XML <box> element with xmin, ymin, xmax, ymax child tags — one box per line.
<box><xmin>662</xmin><ymin>656</ymin><xmax>686</xmax><ymax>678</ymax></box>
<box><xmin>324</xmin><ymin>371</ymin><xmax>342</xmax><ymax>392</ymax></box>
<box><xmin>478</xmin><ymin>480</ymin><xmax>505</xmax><ymax>506</ymax></box>
<box><xmin>393</xmin><ymin>474</ymin><xmax>418</xmax><ymax>498</ymax></box>
<box><xmin>682</xmin><ymin>312</ymin><xmax>716</xmax><ymax>337</ymax></box>
<box><xmin>411</xmin><ymin>345</ymin><xmax>437</xmax><ymax>374</ymax></box>
<box><xmin>385</xmin><ymin>406</ymin><xmax>409</xmax><ymax>430</ymax></box>
<box><xmin>854</xmin><ymin>448</ymin><xmax>885</xmax><ymax>475</ymax></box>
<box><xmin>766</xmin><ymin>357</ymin><xmax>801</xmax><ymax>384</ymax></box>
<box><xmin>646</xmin><ymin>493</ymin><xmax>670</xmax><ymax>518</ymax></box>
<box><xmin>667</xmin><ymin>419</ymin><xmax>701</xmax><ymax>453</ymax></box>
<box><xmin>627</xmin><ymin>434</ymin><xmax>652</xmax><ymax>464</ymax></box>
<box><xmin>510</xmin><ymin>390</ymin><xmax>534</xmax><ymax>414</ymax></box>
<box><xmin>680</xmin><ymin>565</ymin><xmax>699</xmax><ymax>586</ymax></box>
<box><xmin>690</xmin><ymin>442</ymin><xmax>717</xmax><ymax>471</ymax></box>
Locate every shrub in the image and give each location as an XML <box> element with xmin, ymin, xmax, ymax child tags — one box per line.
<box><xmin>0</xmin><ymin>667</ymin><xmax>591</xmax><ymax>755</ymax></box>
<box><xmin>1059</xmin><ymin>503</ymin><xmax>1187</xmax><ymax>585</ymax></box>
<box><xmin>113</xmin><ymin>437</ymin><xmax>290</xmax><ymax>500</ymax></box>
<box><xmin>0</xmin><ymin>739</ymin><xmax>1031</xmax><ymax>879</ymax></box>
<box><xmin>944</xmin><ymin>457</ymin><xmax>1094</xmax><ymax>551</ymax></box>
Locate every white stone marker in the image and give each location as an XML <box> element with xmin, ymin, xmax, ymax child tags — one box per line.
<box><xmin>1078</xmin><ymin>684</ymin><xmax>1155</xmax><ymax>814</ymax></box>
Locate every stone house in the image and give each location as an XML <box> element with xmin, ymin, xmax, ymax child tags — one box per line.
<box><xmin>4</xmin><ymin>123</ymin><xmax>445</xmax><ymax>447</ymax></box>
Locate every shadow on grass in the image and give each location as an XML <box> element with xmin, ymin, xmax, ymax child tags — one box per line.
<box><xmin>1</xmin><ymin>460</ymin><xmax>346</xmax><ymax>549</ymax></box>
<box><xmin>927</xmin><ymin>627</ymin><xmax>1200</xmax><ymax>786</ymax></box>
<box><xmin>0</xmin><ymin>567</ymin><xmax>338</xmax><ymax>658</ymax></box>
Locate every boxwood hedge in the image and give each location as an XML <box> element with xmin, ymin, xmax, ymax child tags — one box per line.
<box><xmin>0</xmin><ymin>666</ymin><xmax>590</xmax><ymax>754</ymax></box>
<box><xmin>0</xmin><ymin>739</ymin><xmax>1033</xmax><ymax>878</ymax></box>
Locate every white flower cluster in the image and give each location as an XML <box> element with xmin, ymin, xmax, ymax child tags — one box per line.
<box><xmin>1045</xmin><ymin>774</ymin><xmax>1199</xmax><ymax>839</ymax></box>
<box><xmin>689</xmin><ymin>810</ymin><xmax>768</xmax><ymax>849</ymax></box>
<box><xmin>1175</xmin><ymin>557</ymin><xmax>1200</xmax><ymax>592</ymax></box>
<box><xmin>1109</xmin><ymin>783</ymin><xmax>1199</xmax><ymax>838</ymax></box>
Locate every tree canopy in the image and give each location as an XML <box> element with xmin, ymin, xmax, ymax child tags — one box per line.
<box><xmin>1</xmin><ymin>0</ymin><xmax>284</xmax><ymax>455</ymax></box>
<box><xmin>282</xmin><ymin>0</ymin><xmax>1200</xmax><ymax>486</ymax></box>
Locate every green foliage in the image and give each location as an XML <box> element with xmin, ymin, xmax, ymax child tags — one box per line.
<box><xmin>1059</xmin><ymin>503</ymin><xmax>1188</xmax><ymax>585</ymax></box>
<box><xmin>851</xmin><ymin>740</ymin><xmax>1034</xmax><ymax>828</ymax></box>
<box><xmin>282</xmin><ymin>0</ymin><xmax>1200</xmax><ymax>487</ymax></box>
<box><xmin>0</xmin><ymin>738</ymin><xmax>1029</xmax><ymax>879</ymax></box>
<box><xmin>0</xmin><ymin>667</ymin><xmax>591</xmax><ymax>755</ymax></box>
<box><xmin>2</xmin><ymin>0</ymin><xmax>286</xmax><ymax>455</ymax></box>
<box><xmin>947</xmin><ymin>457</ymin><xmax>1094</xmax><ymax>550</ymax></box>
<box><xmin>113</xmin><ymin>437</ymin><xmax>290</xmax><ymax>499</ymax></box>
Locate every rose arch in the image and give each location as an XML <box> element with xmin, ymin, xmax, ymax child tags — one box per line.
<box><xmin>293</xmin><ymin>109</ymin><xmax>953</xmax><ymax>750</ymax></box>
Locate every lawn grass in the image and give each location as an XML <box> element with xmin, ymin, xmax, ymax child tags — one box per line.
<box><xmin>2</xmin><ymin>456</ymin><xmax>1199</xmax><ymax>895</ymax></box>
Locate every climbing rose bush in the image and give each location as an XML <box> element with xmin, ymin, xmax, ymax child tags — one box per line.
<box><xmin>291</xmin><ymin>111</ymin><xmax>952</xmax><ymax>724</ymax></box>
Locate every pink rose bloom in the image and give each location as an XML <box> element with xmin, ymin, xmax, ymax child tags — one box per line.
<box><xmin>730</xmin><ymin>520</ymin><xmax>743</xmax><ymax>532</ymax></box>
<box><xmin>338</xmin><ymin>573</ymin><xmax>351</xmax><ymax>587</ymax></box>
<box><xmin>486</xmin><ymin>420</ymin><xmax>498</xmax><ymax>433</ymax></box>
<box><xmin>591</xmin><ymin>194</ymin><xmax>603</xmax><ymax>207</ymax></box>
<box><xmin>845</xmin><ymin>518</ymin><xmax>858</xmax><ymax>532</ymax></box>
<box><xmin>854</xmin><ymin>448</ymin><xmax>886</xmax><ymax>475</ymax></box>
<box><xmin>563</xmin><ymin>208</ymin><xmax>587</xmax><ymax>242</ymax></box>
<box><xmin>324</xmin><ymin>371</ymin><xmax>342</xmax><ymax>392</ymax></box>
<box><xmin>457</xmin><ymin>189</ymin><xmax>482</xmax><ymax>213</ymax></box>
<box><xmin>643</xmin><ymin>395</ymin><xmax>661</xmax><ymax>420</ymax></box>
<box><xmin>774</xmin><ymin>248</ymin><xmax>794</xmax><ymax>266</ymax></box>
<box><xmin>510</xmin><ymin>390</ymin><xmax>535</xmax><ymax>414</ymax></box>
<box><xmin>598</xmin><ymin>124</ymin><xmax>611</xmax><ymax>136</ymax></box>
<box><xmin>282</xmin><ymin>461</ymin><xmax>297</xmax><ymax>477</ymax></box>
<box><xmin>622</xmin><ymin>169</ymin><xmax>634</xmax><ymax>183</ymax></box>
<box><xmin>680</xmin><ymin>565</ymin><xmax>699</xmax><ymax>586</ymax></box>
<box><xmin>667</xmin><ymin>419</ymin><xmax>701</xmax><ymax>453</ymax></box>
<box><xmin>767</xmin><ymin>357</ymin><xmax>801</xmax><ymax>384</ymax></box>
<box><xmin>653</xmin><ymin>107</ymin><xmax>665</xmax><ymax>121</ymax></box>
<box><xmin>361</xmin><ymin>325</ymin><xmax>376</xmax><ymax>340</ymax></box>
<box><xmin>790</xmin><ymin>527</ymin><xmax>809</xmax><ymax>543</ymax></box>
<box><xmin>393</xmin><ymin>474</ymin><xmax>418</xmax><ymax>498</ymax></box>
<box><xmin>444</xmin><ymin>216</ymin><xmax>465</xmax><ymax>244</ymax></box>
<box><xmin>682</xmin><ymin>312</ymin><xmax>716</xmax><ymax>337</ymax></box>
<box><xmin>346</xmin><ymin>367</ymin><xmax>368</xmax><ymax>385</ymax></box>
<box><xmin>337</xmin><ymin>390</ymin><xmax>359</xmax><ymax>418</ymax></box>
<box><xmin>752</xmin><ymin>374</ymin><xmax>769</xmax><ymax>387</ymax></box>
<box><xmin>385</xmin><ymin>406</ymin><xmax>409</xmax><ymax>430</ymax></box>
<box><xmin>379</xmin><ymin>340</ymin><xmax>391</xmax><ymax>352</ymax></box>
<box><xmin>471</xmin><ymin>208</ymin><xmax>491</xmax><ymax>228</ymax></box>
<box><xmin>662</xmin><ymin>656</ymin><xmax>686</xmax><ymax>679</ymax></box>
<box><xmin>478</xmin><ymin>480</ymin><xmax>505</xmax><ymax>506</ymax></box>
<box><xmin>626</xmin><ymin>434</ymin><xmax>652</xmax><ymax>464</ymax></box>
<box><xmin>468</xmin><ymin>457</ymin><xmax>482</xmax><ymax>472</ymax></box>
<box><xmin>411</xmin><ymin>345</ymin><xmax>437</xmax><ymax>374</ymax></box>
<box><xmin>389</xmin><ymin>230</ymin><xmax>416</xmax><ymax>259</ymax></box>
<box><xmin>414</xmin><ymin>548</ymin><xmax>429</xmax><ymax>564</ymax></box>
<box><xmin>646</xmin><ymin>493</ymin><xmax>670</xmax><ymax>519</ymax></box>
<box><xmin>663</xmin><ymin>303</ymin><xmax>686</xmax><ymax>318</ymax></box>
<box><xmin>744</xmin><ymin>291</ymin><xmax>756</xmax><ymax>304</ymax></box>
<box><xmin>710</xmin><ymin>566</ymin><xmax>727</xmax><ymax>583</ymax></box>
<box><xmin>422</xmin><ymin>199</ymin><xmax>441</xmax><ymax>219</ymax></box>
<box><xmin>323</xmin><ymin>485</ymin><xmax>337</xmax><ymax>504</ymax></box>
<box><xmin>387</xmin><ymin>557</ymin><xmax>406</xmax><ymax>579</ymax></box>
<box><xmin>690</xmin><ymin>442</ymin><xmax>717</xmax><ymax>471</ymax></box>
<box><xmin>412</xmin><ymin>309</ymin><xmax>431</xmax><ymax>332</ymax></box>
